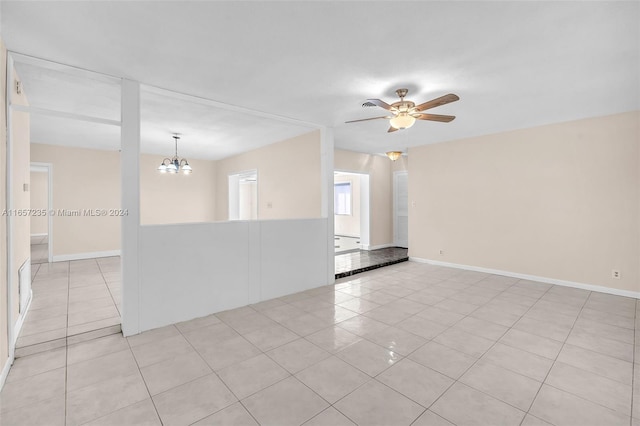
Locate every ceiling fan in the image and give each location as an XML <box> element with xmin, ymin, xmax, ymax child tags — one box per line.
<box><xmin>346</xmin><ymin>89</ymin><xmax>459</xmax><ymax>133</ymax></box>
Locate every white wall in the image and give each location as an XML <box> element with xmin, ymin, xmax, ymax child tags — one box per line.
<box><xmin>29</xmin><ymin>171</ymin><xmax>48</xmax><ymax>235</ymax></box>
<box><xmin>138</xmin><ymin>219</ymin><xmax>329</xmax><ymax>332</ymax></box>
<box><xmin>334</xmin><ymin>173</ymin><xmax>361</xmax><ymax>237</ymax></box>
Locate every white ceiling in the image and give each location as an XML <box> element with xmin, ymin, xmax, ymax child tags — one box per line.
<box><xmin>2</xmin><ymin>1</ymin><xmax>638</xmax><ymax>157</ymax></box>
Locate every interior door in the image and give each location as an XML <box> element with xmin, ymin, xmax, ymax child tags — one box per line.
<box><xmin>393</xmin><ymin>171</ymin><xmax>409</xmax><ymax>248</ymax></box>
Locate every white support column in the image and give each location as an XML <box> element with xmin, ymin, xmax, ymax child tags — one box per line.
<box><xmin>121</xmin><ymin>79</ymin><xmax>140</xmax><ymax>336</ymax></box>
<box><xmin>5</xmin><ymin>53</ymin><xmax>15</xmax><ymax>360</ymax></box>
<box><xmin>320</xmin><ymin>127</ymin><xmax>335</xmax><ymax>284</ymax></box>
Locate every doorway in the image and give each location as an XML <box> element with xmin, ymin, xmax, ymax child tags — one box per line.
<box><xmin>229</xmin><ymin>170</ymin><xmax>258</xmax><ymax>220</ymax></box>
<box><xmin>333</xmin><ymin>171</ymin><xmax>370</xmax><ymax>253</ymax></box>
<box><xmin>29</xmin><ymin>163</ymin><xmax>52</xmax><ymax>264</ymax></box>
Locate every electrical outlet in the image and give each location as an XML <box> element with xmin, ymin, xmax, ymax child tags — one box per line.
<box><xmin>612</xmin><ymin>269</ymin><xmax>621</xmax><ymax>279</ymax></box>
<box><xmin>439</xmin><ymin>249</ymin><xmax>444</xmax><ymax>256</ymax></box>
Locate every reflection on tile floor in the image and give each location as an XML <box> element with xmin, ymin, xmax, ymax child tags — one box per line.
<box><xmin>18</xmin><ymin>257</ymin><xmax>121</xmax><ymax>356</ymax></box>
<box><xmin>2</xmin><ymin>261</ymin><xmax>638</xmax><ymax>425</ymax></box>
<box><xmin>335</xmin><ymin>247</ymin><xmax>408</xmax><ymax>278</ymax></box>
<box><xmin>30</xmin><ymin>235</ymin><xmax>49</xmax><ymax>264</ymax></box>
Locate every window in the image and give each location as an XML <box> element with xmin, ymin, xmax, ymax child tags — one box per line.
<box><xmin>334</xmin><ymin>182</ymin><xmax>352</xmax><ymax>215</ymax></box>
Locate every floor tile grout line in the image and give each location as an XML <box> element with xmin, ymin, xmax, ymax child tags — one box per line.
<box><xmin>123</xmin><ymin>334</ymin><xmax>165</xmax><ymax>426</ymax></box>
<box><xmin>173</xmin><ymin>323</ymin><xmax>264</xmax><ymax>426</ymax></box>
<box><xmin>96</xmin><ymin>257</ymin><xmax>122</xmax><ymax>318</ymax></box>
<box><xmin>516</xmin><ymin>287</ymin><xmax>590</xmax><ymax>426</ymax></box>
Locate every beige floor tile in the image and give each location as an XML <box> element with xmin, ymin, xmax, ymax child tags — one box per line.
<box><xmin>0</xmin><ymin>395</ymin><xmax>65</xmax><ymax>426</ymax></box>
<box><xmin>433</xmin><ymin>327</ymin><xmax>494</xmax><ymax>358</ymax></box>
<box><xmin>6</xmin><ymin>347</ymin><xmax>66</xmax><ymax>383</ymax></box>
<box><xmin>409</xmin><ymin>341</ymin><xmax>477</xmax><ymax>379</ymax></box>
<box><xmin>175</xmin><ymin>314</ymin><xmax>221</xmax><ymax>334</ymax></box>
<box><xmin>15</xmin><ymin>328</ymin><xmax>67</xmax><ymax>349</ymax></box>
<box><xmin>431</xmin><ymin>382</ymin><xmax>525</xmax><ymax>426</ymax></box>
<box><xmin>141</xmin><ymin>351</ymin><xmax>212</xmax><ymax>395</ymax></box>
<box><xmin>512</xmin><ymin>316</ymin><xmax>572</xmax><ymax>342</ymax></box>
<box><xmin>377</xmin><ymin>358</ymin><xmax>453</xmax><ymax>407</ymax></box>
<box><xmin>67</xmin><ymin>349</ymin><xmax>139</xmax><ymax>391</ymax></box>
<box><xmin>68</xmin><ymin>295</ymin><xmax>116</xmax><ymax>314</ymax></box>
<box><xmin>67</xmin><ymin>304</ymin><xmax>119</xmax><ymax>327</ymax></box>
<box><xmin>481</xmin><ymin>343</ymin><xmax>553</xmax><ymax>382</ymax></box>
<box><xmin>305</xmin><ymin>326</ymin><xmax>362</xmax><ymax>354</ymax></box>
<box><xmin>218</xmin><ymin>354</ymin><xmax>289</xmax><ymax>399</ymax></box>
<box><xmin>530</xmin><ymin>384</ymin><xmax>629</xmax><ymax>426</ymax></box>
<box><xmin>404</xmin><ymin>290</ymin><xmax>447</xmax><ymax>306</ymax></box>
<box><xmin>451</xmin><ymin>316</ymin><xmax>509</xmax><ymax>341</ymax></box>
<box><xmin>267</xmin><ymin>338</ymin><xmax>331</xmax><ymax>374</ymax></box>
<box><xmin>83</xmin><ymin>399</ymin><xmax>161</xmax><ymax>426</ymax></box>
<box><xmin>295</xmin><ymin>356</ymin><xmax>369</xmax><ymax>403</ymax></box>
<box><xmin>66</xmin><ymin>372</ymin><xmax>149</xmax><ymax>426</ymax></box>
<box><xmin>128</xmin><ymin>325</ymin><xmax>181</xmax><ymax>348</ymax></box>
<box><xmin>459</xmin><ymin>360</ymin><xmax>542</xmax><ymax>411</ymax></box>
<box><xmin>223</xmin><ymin>311</ymin><xmax>278</xmax><ymax>335</ymax></box>
<box><xmin>415</xmin><ymin>306</ymin><xmax>465</xmax><ymax>326</ymax></box>
<box><xmin>242</xmin><ymin>376</ymin><xmax>328</xmax><ymax>426</ymax></box>
<box><xmin>557</xmin><ymin>343</ymin><xmax>633</xmax><ymax>385</ymax></box>
<box><xmin>309</xmin><ymin>305</ymin><xmax>359</xmax><ymax>324</ymax></box>
<box><xmin>243</xmin><ymin>323</ymin><xmax>300</xmax><ymax>351</ymax></box>
<box><xmin>573</xmin><ymin>317</ymin><xmax>635</xmax><ymax>344</ymax></box>
<box><xmin>336</xmin><ymin>339</ymin><xmax>401</xmax><ymax>376</ymax></box>
<box><xmin>412</xmin><ymin>410</ymin><xmax>455</xmax><ymax>426</ymax></box>
<box><xmin>66</xmin><ymin>316</ymin><xmax>120</xmax><ymax>336</ymax></box>
<box><xmin>358</xmin><ymin>290</ymin><xmax>399</xmax><ymax>305</ymax></box>
<box><xmin>580</xmin><ymin>307</ymin><xmax>635</xmax><ymax>329</ymax></box>
<box><xmin>499</xmin><ymin>328</ymin><xmax>563</xmax><ymax>359</ymax></box>
<box><xmin>520</xmin><ymin>414</ymin><xmax>554</xmax><ymax>426</ymax></box>
<box><xmin>153</xmin><ymin>373</ymin><xmax>237</xmax><ymax>426</ymax></box>
<box><xmin>545</xmin><ymin>361</ymin><xmax>632</xmax><ymax>415</ymax></box>
<box><xmin>434</xmin><ymin>298</ymin><xmax>479</xmax><ymax>316</ymax></box>
<box><xmin>469</xmin><ymin>305</ymin><xmax>521</xmax><ymax>327</ymax></box>
<box><xmin>197</xmin><ymin>335</ymin><xmax>262</xmax><ymax>371</ymax></box>
<box><xmin>303</xmin><ymin>407</ymin><xmax>356</xmax><ymax>426</ymax></box>
<box><xmin>337</xmin><ymin>297</ymin><xmax>381</xmax><ymax>314</ymax></box>
<box><xmin>261</xmin><ymin>304</ymin><xmax>308</xmax><ymax>323</ymax></box>
<box><xmin>566</xmin><ymin>327</ymin><xmax>634</xmax><ymax>362</ymax></box>
<box><xmin>131</xmin><ymin>334</ymin><xmax>194</xmax><ymax>367</ymax></box>
<box><xmin>364</xmin><ymin>326</ymin><xmax>427</xmax><ymax>356</ymax></box>
<box><xmin>336</xmin><ymin>315</ymin><xmax>390</xmax><ymax>337</ymax></box>
<box><xmin>0</xmin><ymin>367</ymin><xmax>66</xmax><ymax>413</ymax></box>
<box><xmin>280</xmin><ymin>313</ymin><xmax>334</xmax><ymax>336</ymax></box>
<box><xmin>192</xmin><ymin>402</ymin><xmax>258</xmax><ymax>426</ymax></box>
<box><xmin>20</xmin><ymin>314</ymin><xmax>68</xmax><ymax>337</ymax></box>
<box><xmin>333</xmin><ymin>379</ymin><xmax>424</xmax><ymax>426</ymax></box>
<box><xmin>396</xmin><ymin>315</ymin><xmax>448</xmax><ymax>340</ymax></box>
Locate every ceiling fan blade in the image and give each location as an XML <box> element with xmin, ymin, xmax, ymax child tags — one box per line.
<box><xmin>413</xmin><ymin>113</ymin><xmax>456</xmax><ymax>123</ymax></box>
<box><xmin>387</xmin><ymin>126</ymin><xmax>399</xmax><ymax>133</ymax></box>
<box><xmin>414</xmin><ymin>93</ymin><xmax>459</xmax><ymax>112</ymax></box>
<box><xmin>345</xmin><ymin>116</ymin><xmax>391</xmax><ymax>124</ymax></box>
<box><xmin>367</xmin><ymin>98</ymin><xmax>395</xmax><ymax>111</ymax></box>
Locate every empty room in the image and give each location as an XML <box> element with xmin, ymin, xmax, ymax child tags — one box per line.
<box><xmin>0</xmin><ymin>2</ymin><xmax>638</xmax><ymax>426</ymax></box>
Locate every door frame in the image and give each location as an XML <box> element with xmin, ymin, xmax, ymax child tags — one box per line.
<box><xmin>30</xmin><ymin>162</ymin><xmax>54</xmax><ymax>263</ymax></box>
<box><xmin>333</xmin><ymin>170</ymin><xmax>370</xmax><ymax>250</ymax></box>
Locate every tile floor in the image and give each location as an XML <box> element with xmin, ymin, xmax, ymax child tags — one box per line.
<box><xmin>334</xmin><ymin>235</ymin><xmax>361</xmax><ymax>254</ymax></box>
<box><xmin>18</xmin><ymin>257</ymin><xmax>121</xmax><ymax>355</ymax></box>
<box><xmin>30</xmin><ymin>235</ymin><xmax>49</xmax><ymax>264</ymax></box>
<box><xmin>1</xmin><ymin>261</ymin><xmax>638</xmax><ymax>426</ymax></box>
<box><xmin>335</xmin><ymin>247</ymin><xmax>408</xmax><ymax>278</ymax></box>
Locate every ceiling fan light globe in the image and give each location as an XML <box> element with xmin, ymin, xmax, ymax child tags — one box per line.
<box><xmin>386</xmin><ymin>151</ymin><xmax>402</xmax><ymax>161</ymax></box>
<box><xmin>389</xmin><ymin>113</ymin><xmax>416</xmax><ymax>130</ymax></box>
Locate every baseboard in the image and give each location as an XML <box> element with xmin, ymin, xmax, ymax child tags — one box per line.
<box><xmin>13</xmin><ymin>289</ymin><xmax>32</xmax><ymax>344</ymax></box>
<box><xmin>53</xmin><ymin>250</ymin><xmax>121</xmax><ymax>262</ymax></box>
<box><xmin>0</xmin><ymin>354</ymin><xmax>13</xmax><ymax>391</ymax></box>
<box><xmin>30</xmin><ymin>233</ymin><xmax>48</xmax><ymax>237</ymax></box>
<box><xmin>410</xmin><ymin>257</ymin><xmax>640</xmax><ymax>299</ymax></box>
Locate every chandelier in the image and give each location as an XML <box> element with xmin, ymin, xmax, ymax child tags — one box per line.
<box><xmin>157</xmin><ymin>134</ymin><xmax>192</xmax><ymax>174</ymax></box>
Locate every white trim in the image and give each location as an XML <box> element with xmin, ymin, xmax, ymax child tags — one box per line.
<box><xmin>30</xmin><ymin>233</ymin><xmax>47</xmax><ymax>237</ymax></box>
<box><xmin>0</xmin><ymin>355</ymin><xmax>12</xmax><ymax>390</ymax></box>
<box><xmin>410</xmin><ymin>257</ymin><xmax>640</xmax><ymax>299</ymax></box>
<box><xmin>6</xmin><ymin>53</ymin><xmax>16</xmax><ymax>363</ymax></box>
<box><xmin>13</xmin><ymin>289</ymin><xmax>32</xmax><ymax>343</ymax></box>
<box><xmin>53</xmin><ymin>250</ymin><xmax>121</xmax><ymax>262</ymax></box>
<box><xmin>30</xmin><ymin>162</ymin><xmax>53</xmax><ymax>263</ymax></box>
<box><xmin>11</xmin><ymin>104</ymin><xmax>120</xmax><ymax>127</ymax></box>
<box><xmin>393</xmin><ymin>170</ymin><xmax>408</xmax><ymax>248</ymax></box>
